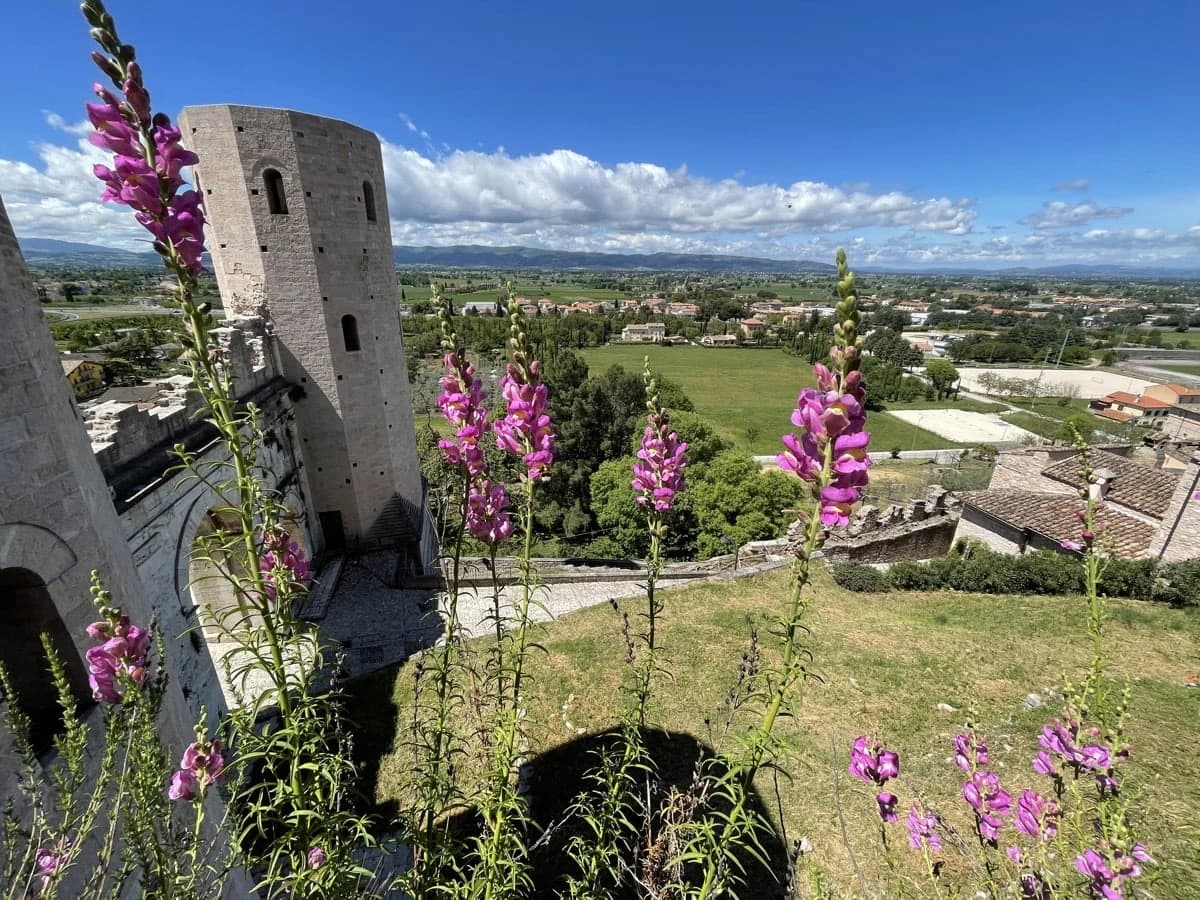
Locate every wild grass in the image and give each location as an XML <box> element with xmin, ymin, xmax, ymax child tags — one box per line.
<box><xmin>347</xmin><ymin>567</ymin><xmax>1200</xmax><ymax>895</ymax></box>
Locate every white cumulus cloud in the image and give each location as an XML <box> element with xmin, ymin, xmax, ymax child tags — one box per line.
<box><xmin>1020</xmin><ymin>200</ymin><xmax>1133</xmax><ymax>229</ymax></box>
<box><xmin>378</xmin><ymin>142</ymin><xmax>977</xmax><ymax>235</ymax></box>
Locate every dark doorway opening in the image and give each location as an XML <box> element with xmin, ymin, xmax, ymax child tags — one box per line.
<box><xmin>319</xmin><ymin>511</ymin><xmax>346</xmax><ymax>552</ymax></box>
<box><xmin>0</xmin><ymin>568</ymin><xmax>92</xmax><ymax>755</ymax></box>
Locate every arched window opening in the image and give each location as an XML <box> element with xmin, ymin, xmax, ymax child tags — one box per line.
<box><xmin>362</xmin><ymin>180</ymin><xmax>377</xmax><ymax>222</ymax></box>
<box><xmin>264</xmin><ymin>168</ymin><xmax>288</xmax><ymax>215</ymax></box>
<box><xmin>342</xmin><ymin>314</ymin><xmax>361</xmax><ymax>352</ymax></box>
<box><xmin>0</xmin><ymin>567</ymin><xmax>91</xmax><ymax>756</ymax></box>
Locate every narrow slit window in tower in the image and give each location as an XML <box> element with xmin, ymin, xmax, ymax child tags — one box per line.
<box><xmin>342</xmin><ymin>315</ymin><xmax>361</xmax><ymax>352</ymax></box>
<box><xmin>363</xmin><ymin>180</ymin><xmax>377</xmax><ymax>222</ymax></box>
<box><xmin>264</xmin><ymin>168</ymin><xmax>288</xmax><ymax>214</ymax></box>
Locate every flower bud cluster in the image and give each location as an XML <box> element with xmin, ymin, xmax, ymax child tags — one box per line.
<box><xmin>83</xmin><ymin>1</ymin><xmax>205</xmax><ymax>273</ymax></box>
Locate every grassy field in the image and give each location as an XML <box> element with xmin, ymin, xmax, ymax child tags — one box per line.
<box><xmin>348</xmin><ymin>568</ymin><xmax>1200</xmax><ymax>894</ymax></box>
<box><xmin>1157</xmin><ymin>363</ymin><xmax>1200</xmax><ymax>377</ymax></box>
<box><xmin>581</xmin><ymin>345</ymin><xmax>963</xmax><ymax>453</ymax></box>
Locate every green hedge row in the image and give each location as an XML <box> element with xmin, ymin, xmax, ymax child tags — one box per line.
<box><xmin>830</xmin><ymin>542</ymin><xmax>1200</xmax><ymax>606</ymax></box>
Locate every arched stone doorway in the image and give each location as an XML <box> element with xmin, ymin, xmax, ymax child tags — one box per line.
<box><xmin>0</xmin><ymin>567</ymin><xmax>92</xmax><ymax>755</ymax></box>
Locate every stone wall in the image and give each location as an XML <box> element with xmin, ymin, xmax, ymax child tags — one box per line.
<box><xmin>821</xmin><ymin>488</ymin><xmax>962</xmax><ymax>564</ymax></box>
<box><xmin>0</xmin><ymin>193</ymin><xmax>212</xmax><ymax>867</ymax></box>
<box><xmin>1148</xmin><ymin>452</ymin><xmax>1200</xmax><ymax>562</ymax></box>
<box><xmin>953</xmin><ymin>506</ymin><xmax>1025</xmax><ymax>554</ymax></box>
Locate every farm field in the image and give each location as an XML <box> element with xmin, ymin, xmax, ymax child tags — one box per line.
<box><xmin>399</xmin><ymin>280</ymin><xmax>629</xmax><ymax>307</ymax></box>
<box><xmin>348</xmin><ymin>567</ymin><xmax>1200</xmax><ymax>895</ymax></box>
<box><xmin>888</xmin><ymin>408</ymin><xmax>1037</xmax><ymax>444</ymax></box>
<box><xmin>581</xmin><ymin>345</ymin><xmax>963</xmax><ymax>454</ymax></box>
<box><xmin>956</xmin><ymin>366</ymin><xmax>1155</xmax><ymax>399</ymax></box>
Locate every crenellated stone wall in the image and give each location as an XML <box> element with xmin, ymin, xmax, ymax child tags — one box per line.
<box><xmin>820</xmin><ymin>487</ymin><xmax>962</xmax><ymax>564</ymax></box>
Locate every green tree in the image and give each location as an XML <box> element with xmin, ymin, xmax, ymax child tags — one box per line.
<box><xmin>924</xmin><ymin>359</ymin><xmax>960</xmax><ymax>400</ymax></box>
<box><xmin>1057</xmin><ymin>412</ymin><xmax>1097</xmax><ymax>443</ymax></box>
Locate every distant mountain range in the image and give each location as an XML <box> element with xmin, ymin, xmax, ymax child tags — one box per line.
<box><xmin>390</xmin><ymin>244</ymin><xmax>837</xmax><ymax>273</ymax></box>
<box><xmin>16</xmin><ymin>237</ymin><xmax>1200</xmax><ymax>279</ymax></box>
<box><xmin>19</xmin><ymin>237</ymin><xmax>160</xmax><ymax>266</ymax></box>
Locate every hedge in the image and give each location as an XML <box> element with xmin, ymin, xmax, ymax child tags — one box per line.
<box><xmin>830</xmin><ymin>544</ymin><xmax>1198</xmax><ymax>606</ymax></box>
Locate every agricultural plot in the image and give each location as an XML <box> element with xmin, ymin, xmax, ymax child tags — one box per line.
<box><xmin>956</xmin><ymin>366</ymin><xmax>1155</xmax><ymax>400</ymax></box>
<box><xmin>581</xmin><ymin>346</ymin><xmax>963</xmax><ymax>454</ymax></box>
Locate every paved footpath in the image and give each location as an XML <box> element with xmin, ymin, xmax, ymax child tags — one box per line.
<box><xmin>319</xmin><ymin>562</ymin><xmax>654</xmax><ymax>678</ymax></box>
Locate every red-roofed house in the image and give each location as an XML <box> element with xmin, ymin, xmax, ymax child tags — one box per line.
<box><xmin>740</xmin><ymin>317</ymin><xmax>765</xmax><ymax>339</ymax></box>
<box><xmin>1091</xmin><ymin>390</ymin><xmax>1170</xmax><ymax>424</ymax></box>
<box><xmin>1144</xmin><ymin>383</ymin><xmax>1200</xmax><ymax>410</ymax></box>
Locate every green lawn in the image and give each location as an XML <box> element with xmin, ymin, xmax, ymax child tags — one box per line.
<box><xmin>581</xmin><ymin>345</ymin><xmax>963</xmax><ymax>453</ymax></box>
<box><xmin>348</xmin><ymin>567</ymin><xmax>1200</xmax><ymax>895</ymax></box>
<box><xmin>1157</xmin><ymin>363</ymin><xmax>1200</xmax><ymax>378</ymax></box>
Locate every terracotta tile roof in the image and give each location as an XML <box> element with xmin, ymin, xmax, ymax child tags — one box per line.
<box><xmin>1103</xmin><ymin>391</ymin><xmax>1139</xmax><ymax>404</ymax></box>
<box><xmin>1095</xmin><ymin>408</ymin><xmax>1133</xmax><ymax>423</ymax></box>
<box><xmin>1165</xmin><ymin>383</ymin><xmax>1200</xmax><ymax>397</ymax></box>
<box><xmin>960</xmin><ymin>490</ymin><xmax>1157</xmax><ymax>558</ymax></box>
<box><xmin>1130</xmin><ymin>396</ymin><xmax>1171</xmax><ymax>409</ymax></box>
<box><xmin>1041</xmin><ymin>449</ymin><xmax>1179</xmax><ymax>518</ymax></box>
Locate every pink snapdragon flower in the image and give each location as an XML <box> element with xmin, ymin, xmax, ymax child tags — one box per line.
<box><xmin>85</xmin><ymin>614</ymin><xmax>150</xmax><ymax>704</ymax></box>
<box><xmin>169</xmin><ymin>736</ymin><xmax>225</xmax><ymax>802</ymax></box>
<box><xmin>962</xmin><ymin>769</ymin><xmax>1012</xmax><ymax>844</ymax></box>
<box><xmin>307</xmin><ymin>846</ymin><xmax>327</xmax><ymax>869</ymax></box>
<box><xmin>437</xmin><ymin>351</ymin><xmax>491</xmax><ymax>478</ymax></box>
<box><xmin>954</xmin><ymin>731</ymin><xmax>990</xmax><ymax>772</ymax></box>
<box><xmin>87</xmin><ymin>71</ymin><xmax>205</xmax><ymax>273</ymax></box>
<box><xmin>778</xmin><ymin>366</ymin><xmax>871</xmax><ymax>528</ymax></box>
<box><xmin>1036</xmin><ymin>718</ymin><xmax>1126</xmax><ymax>792</ymax></box>
<box><xmin>849</xmin><ymin>736</ymin><xmax>901</xmax><ymax>822</ymax></box>
<box><xmin>467</xmin><ymin>479</ymin><xmax>515</xmax><ymax>545</ymax></box>
<box><xmin>1075</xmin><ymin>843</ymin><xmax>1150</xmax><ymax>899</ymax></box>
<box><xmin>260</xmin><ymin>529</ymin><xmax>313</xmax><ymax>599</ymax></box>
<box><xmin>35</xmin><ymin>836</ymin><xmax>70</xmax><ymax>891</ymax></box>
<box><xmin>906</xmin><ymin>802</ymin><xmax>941</xmax><ymax>852</ymax></box>
<box><xmin>1014</xmin><ymin>789</ymin><xmax>1060</xmax><ymax>841</ymax></box>
<box><xmin>494</xmin><ymin>360</ymin><xmax>555</xmax><ymax>480</ymax></box>
<box><xmin>632</xmin><ymin>402</ymin><xmax>688</xmax><ymax>513</ymax></box>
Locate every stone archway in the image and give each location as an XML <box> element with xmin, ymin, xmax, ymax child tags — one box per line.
<box><xmin>0</xmin><ymin>567</ymin><xmax>92</xmax><ymax>755</ymax></box>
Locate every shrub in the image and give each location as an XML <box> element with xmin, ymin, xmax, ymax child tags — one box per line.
<box><xmin>1153</xmin><ymin>559</ymin><xmax>1200</xmax><ymax>607</ymax></box>
<box><xmin>1007</xmin><ymin>550</ymin><xmax>1085</xmax><ymax>595</ymax></box>
<box><xmin>1098</xmin><ymin>558</ymin><xmax>1159</xmax><ymax>601</ymax></box>
<box><xmin>887</xmin><ymin>560</ymin><xmax>944</xmax><ymax>591</ymax></box>
<box><xmin>881</xmin><ymin>547</ymin><xmax>1169</xmax><ymax>601</ymax></box>
<box><xmin>830</xmin><ymin>562</ymin><xmax>890</xmax><ymax>593</ymax></box>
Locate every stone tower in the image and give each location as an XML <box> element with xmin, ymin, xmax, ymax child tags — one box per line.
<box><xmin>178</xmin><ymin>105</ymin><xmax>426</xmax><ymax>554</ymax></box>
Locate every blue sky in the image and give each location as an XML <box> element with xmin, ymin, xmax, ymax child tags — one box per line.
<box><xmin>2</xmin><ymin>0</ymin><xmax>1199</xmax><ymax>268</ymax></box>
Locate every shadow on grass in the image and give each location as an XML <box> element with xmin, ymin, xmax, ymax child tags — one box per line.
<box><xmin>523</xmin><ymin>727</ymin><xmax>790</xmax><ymax>898</ymax></box>
<box><xmin>345</xmin><ymin>662</ymin><xmax>790</xmax><ymax>895</ymax></box>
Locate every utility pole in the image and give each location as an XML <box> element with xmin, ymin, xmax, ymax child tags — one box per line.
<box><xmin>1054</xmin><ymin>327</ymin><xmax>1071</xmax><ymax>368</ymax></box>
